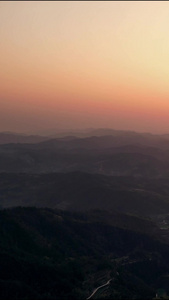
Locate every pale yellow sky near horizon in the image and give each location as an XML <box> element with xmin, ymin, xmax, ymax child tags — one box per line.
<box><xmin>1</xmin><ymin>1</ymin><xmax>169</xmax><ymax>134</ymax></box>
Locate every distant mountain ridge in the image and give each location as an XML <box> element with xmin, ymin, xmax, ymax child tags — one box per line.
<box><xmin>39</xmin><ymin>133</ymin><xmax>169</xmax><ymax>150</ymax></box>
<box><xmin>1</xmin><ymin>129</ymin><xmax>169</xmax><ymax>176</ymax></box>
<box><xmin>0</xmin><ymin>132</ymin><xmax>49</xmax><ymax>144</ymax></box>
<box><xmin>0</xmin><ymin>135</ymin><xmax>169</xmax><ymax>176</ymax></box>
<box><xmin>1</xmin><ymin>128</ymin><xmax>169</xmax><ymax>145</ymax></box>
<box><xmin>50</xmin><ymin>127</ymin><xmax>169</xmax><ymax>139</ymax></box>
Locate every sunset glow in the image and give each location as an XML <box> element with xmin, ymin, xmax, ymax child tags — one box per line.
<box><xmin>1</xmin><ymin>1</ymin><xmax>169</xmax><ymax>133</ymax></box>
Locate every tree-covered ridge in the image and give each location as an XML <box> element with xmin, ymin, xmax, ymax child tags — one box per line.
<box><xmin>0</xmin><ymin>207</ymin><xmax>169</xmax><ymax>299</ymax></box>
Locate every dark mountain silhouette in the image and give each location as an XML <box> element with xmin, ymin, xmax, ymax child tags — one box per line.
<box><xmin>1</xmin><ymin>172</ymin><xmax>169</xmax><ymax>218</ymax></box>
<box><xmin>0</xmin><ymin>207</ymin><xmax>169</xmax><ymax>299</ymax></box>
<box><xmin>0</xmin><ymin>139</ymin><xmax>169</xmax><ymax>176</ymax></box>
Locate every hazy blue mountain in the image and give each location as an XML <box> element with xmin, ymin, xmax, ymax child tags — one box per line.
<box><xmin>0</xmin><ymin>132</ymin><xmax>49</xmax><ymax>144</ymax></box>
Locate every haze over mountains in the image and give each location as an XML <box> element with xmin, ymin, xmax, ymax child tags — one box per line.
<box><xmin>2</xmin><ymin>128</ymin><xmax>169</xmax><ymax>218</ymax></box>
<box><xmin>1</xmin><ymin>129</ymin><xmax>169</xmax><ymax>177</ymax></box>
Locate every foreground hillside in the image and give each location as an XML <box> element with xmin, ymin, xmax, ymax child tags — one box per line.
<box><xmin>1</xmin><ymin>207</ymin><xmax>169</xmax><ymax>299</ymax></box>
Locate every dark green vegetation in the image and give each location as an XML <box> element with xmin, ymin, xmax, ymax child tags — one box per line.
<box><xmin>1</xmin><ymin>130</ymin><xmax>169</xmax><ymax>299</ymax></box>
<box><xmin>1</xmin><ymin>207</ymin><xmax>169</xmax><ymax>299</ymax></box>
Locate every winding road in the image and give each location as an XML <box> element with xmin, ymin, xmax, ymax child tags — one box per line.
<box><xmin>86</xmin><ymin>279</ymin><xmax>112</xmax><ymax>299</ymax></box>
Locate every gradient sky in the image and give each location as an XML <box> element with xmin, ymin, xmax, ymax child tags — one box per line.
<box><xmin>1</xmin><ymin>1</ymin><xmax>169</xmax><ymax>134</ymax></box>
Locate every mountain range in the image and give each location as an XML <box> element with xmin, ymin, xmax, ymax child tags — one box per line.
<box><xmin>1</xmin><ymin>129</ymin><xmax>169</xmax><ymax>299</ymax></box>
<box><xmin>1</xmin><ymin>130</ymin><xmax>169</xmax><ymax>177</ymax></box>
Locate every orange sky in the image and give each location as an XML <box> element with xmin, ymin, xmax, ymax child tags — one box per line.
<box><xmin>1</xmin><ymin>1</ymin><xmax>169</xmax><ymax>134</ymax></box>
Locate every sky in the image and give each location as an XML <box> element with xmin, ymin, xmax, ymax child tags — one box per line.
<box><xmin>1</xmin><ymin>1</ymin><xmax>169</xmax><ymax>134</ymax></box>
